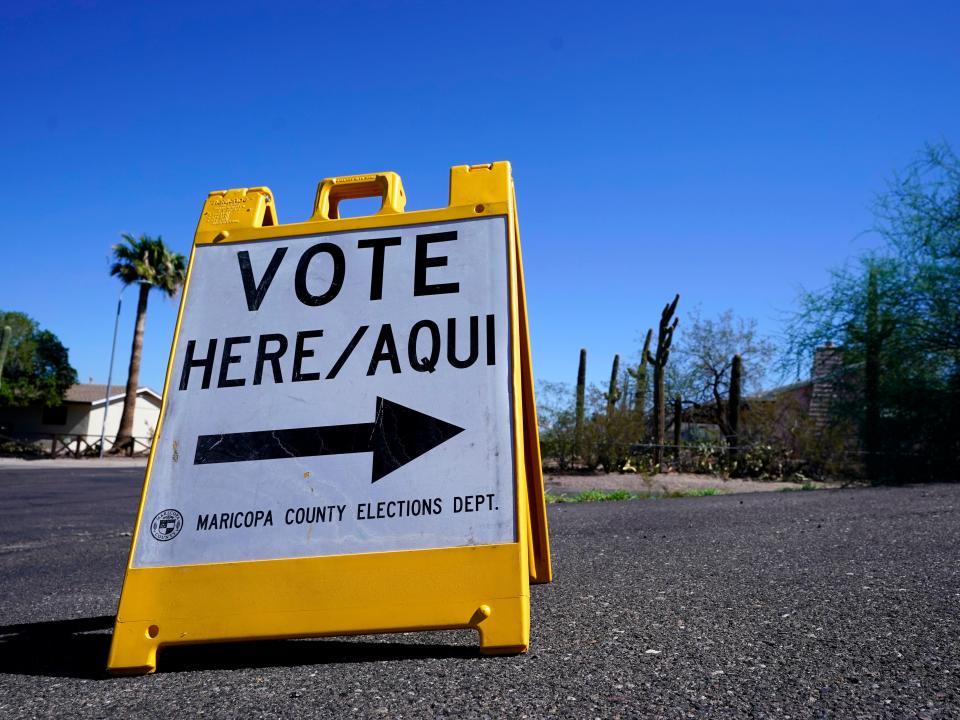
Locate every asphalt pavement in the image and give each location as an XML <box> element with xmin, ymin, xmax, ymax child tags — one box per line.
<box><xmin>1</xmin><ymin>465</ymin><xmax>958</xmax><ymax>718</ymax></box>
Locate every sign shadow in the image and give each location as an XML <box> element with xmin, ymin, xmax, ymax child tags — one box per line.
<box><xmin>0</xmin><ymin>616</ymin><xmax>478</xmax><ymax>679</ymax></box>
<box><xmin>0</xmin><ymin>615</ymin><xmax>115</xmax><ymax>679</ymax></box>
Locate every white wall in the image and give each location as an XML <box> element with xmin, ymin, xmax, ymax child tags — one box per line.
<box><xmin>87</xmin><ymin>394</ymin><xmax>161</xmax><ymax>448</ymax></box>
<box><xmin>0</xmin><ymin>403</ymin><xmax>91</xmax><ymax>437</ymax></box>
<box><xmin>0</xmin><ymin>393</ymin><xmax>161</xmax><ymax>452</ymax></box>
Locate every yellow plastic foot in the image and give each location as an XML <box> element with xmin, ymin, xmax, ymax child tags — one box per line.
<box><xmin>107</xmin><ymin>620</ymin><xmax>159</xmax><ymax>675</ymax></box>
<box><xmin>474</xmin><ymin>596</ymin><xmax>529</xmax><ymax>656</ymax></box>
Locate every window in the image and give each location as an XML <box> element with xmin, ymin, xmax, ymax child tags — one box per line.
<box><xmin>41</xmin><ymin>404</ymin><xmax>68</xmax><ymax>426</ymax></box>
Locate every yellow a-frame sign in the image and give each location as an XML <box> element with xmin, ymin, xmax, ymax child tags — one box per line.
<box><xmin>108</xmin><ymin>162</ymin><xmax>551</xmax><ymax>674</ymax></box>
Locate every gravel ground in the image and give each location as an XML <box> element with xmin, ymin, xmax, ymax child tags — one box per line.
<box><xmin>544</xmin><ymin>472</ymin><xmax>834</xmax><ymax>497</ymax></box>
<box><xmin>0</xmin><ymin>457</ymin><xmax>147</xmax><ymax>469</ymax></box>
<box><xmin>1</xmin><ymin>465</ymin><xmax>958</xmax><ymax>718</ymax></box>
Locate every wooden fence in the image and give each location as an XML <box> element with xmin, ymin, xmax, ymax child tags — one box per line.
<box><xmin>0</xmin><ymin>432</ymin><xmax>153</xmax><ymax>458</ymax></box>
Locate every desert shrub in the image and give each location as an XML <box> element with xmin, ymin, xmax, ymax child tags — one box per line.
<box><xmin>537</xmin><ymin>381</ymin><xmax>578</xmax><ymax>471</ymax></box>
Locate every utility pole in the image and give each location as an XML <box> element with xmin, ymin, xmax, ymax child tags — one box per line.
<box><xmin>99</xmin><ymin>288</ymin><xmax>125</xmax><ymax>458</ymax></box>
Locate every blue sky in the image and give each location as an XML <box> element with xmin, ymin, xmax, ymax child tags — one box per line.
<box><xmin>1</xmin><ymin>1</ymin><xmax>957</xmax><ymax>393</ymax></box>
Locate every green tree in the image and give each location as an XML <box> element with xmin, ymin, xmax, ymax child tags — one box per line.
<box><xmin>785</xmin><ymin>142</ymin><xmax>960</xmax><ymax>481</ymax></box>
<box><xmin>537</xmin><ymin>381</ymin><xmax>578</xmax><ymax>471</ymax></box>
<box><xmin>873</xmin><ymin>142</ymin><xmax>960</xmax><ymax>355</ymax></box>
<box><xmin>0</xmin><ymin>311</ymin><xmax>77</xmax><ymax>407</ymax></box>
<box><xmin>110</xmin><ymin>234</ymin><xmax>186</xmax><ymax>452</ymax></box>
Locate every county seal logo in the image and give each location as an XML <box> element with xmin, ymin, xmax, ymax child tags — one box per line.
<box><xmin>150</xmin><ymin>509</ymin><xmax>184</xmax><ymax>541</ymax></box>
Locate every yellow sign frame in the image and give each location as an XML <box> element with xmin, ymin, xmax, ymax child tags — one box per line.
<box><xmin>108</xmin><ymin>162</ymin><xmax>551</xmax><ymax>674</ymax></box>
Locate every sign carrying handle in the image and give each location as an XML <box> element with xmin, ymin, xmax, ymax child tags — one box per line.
<box><xmin>313</xmin><ymin>172</ymin><xmax>406</xmax><ymax>220</ymax></box>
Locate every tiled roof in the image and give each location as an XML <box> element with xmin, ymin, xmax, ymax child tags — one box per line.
<box><xmin>64</xmin><ymin>384</ymin><xmax>160</xmax><ymax>404</ymax></box>
<box><xmin>65</xmin><ymin>384</ymin><xmax>112</xmax><ymax>403</ymax></box>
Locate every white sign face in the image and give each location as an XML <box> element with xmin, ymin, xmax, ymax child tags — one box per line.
<box><xmin>132</xmin><ymin>217</ymin><xmax>515</xmax><ymax>568</ymax></box>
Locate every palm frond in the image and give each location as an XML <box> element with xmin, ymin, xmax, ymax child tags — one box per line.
<box><xmin>110</xmin><ymin>233</ymin><xmax>186</xmax><ymax>294</ymax></box>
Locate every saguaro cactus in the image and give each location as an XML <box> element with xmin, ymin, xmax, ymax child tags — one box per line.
<box><xmin>606</xmin><ymin>354</ymin><xmax>621</xmax><ymax>416</ymax></box>
<box><xmin>574</xmin><ymin>348</ymin><xmax>587</xmax><ymax>458</ymax></box>
<box><xmin>629</xmin><ymin>329</ymin><xmax>653</xmax><ymax>438</ymax></box>
<box><xmin>673</xmin><ymin>395</ymin><xmax>682</xmax><ymax>462</ymax></box>
<box><xmin>0</xmin><ymin>325</ymin><xmax>11</xmax><ymax>391</ymax></box>
<box><xmin>727</xmin><ymin>353</ymin><xmax>742</xmax><ymax>465</ymax></box>
<box><xmin>647</xmin><ymin>294</ymin><xmax>679</xmax><ymax>470</ymax></box>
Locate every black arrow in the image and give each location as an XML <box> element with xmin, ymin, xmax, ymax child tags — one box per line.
<box><xmin>193</xmin><ymin>396</ymin><xmax>464</xmax><ymax>482</ymax></box>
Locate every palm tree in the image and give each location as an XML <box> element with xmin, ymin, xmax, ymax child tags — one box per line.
<box><xmin>110</xmin><ymin>234</ymin><xmax>186</xmax><ymax>453</ymax></box>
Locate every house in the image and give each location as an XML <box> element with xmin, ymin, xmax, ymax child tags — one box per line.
<box><xmin>675</xmin><ymin>345</ymin><xmax>852</xmax><ymax>441</ymax></box>
<box><xmin>0</xmin><ymin>383</ymin><xmax>162</xmax><ymax>454</ymax></box>
<box><xmin>748</xmin><ymin>344</ymin><xmax>849</xmax><ymax>428</ymax></box>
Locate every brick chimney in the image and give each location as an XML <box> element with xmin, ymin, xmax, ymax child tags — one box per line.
<box><xmin>809</xmin><ymin>343</ymin><xmax>843</xmax><ymax>428</ymax></box>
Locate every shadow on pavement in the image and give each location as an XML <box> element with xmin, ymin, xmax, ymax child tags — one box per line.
<box><xmin>0</xmin><ymin>615</ymin><xmax>115</xmax><ymax>680</ymax></box>
<box><xmin>0</xmin><ymin>616</ymin><xmax>477</xmax><ymax>679</ymax></box>
<box><xmin>160</xmin><ymin>636</ymin><xmax>477</xmax><ymax>673</ymax></box>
